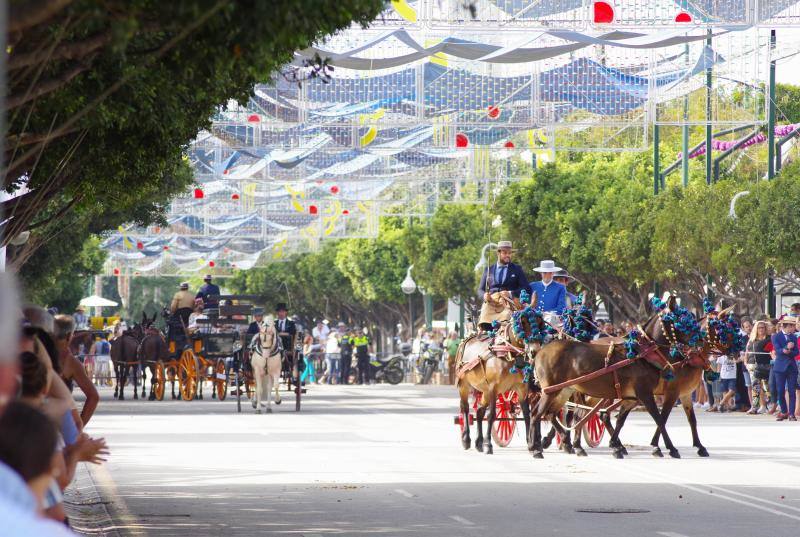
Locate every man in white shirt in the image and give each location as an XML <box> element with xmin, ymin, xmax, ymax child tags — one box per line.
<box><xmin>312</xmin><ymin>320</ymin><xmax>330</xmax><ymax>345</ymax></box>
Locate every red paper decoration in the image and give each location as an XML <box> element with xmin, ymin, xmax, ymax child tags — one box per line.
<box><xmin>455</xmin><ymin>133</ymin><xmax>469</xmax><ymax>148</ymax></box>
<box><xmin>113</xmin><ymin>268</ymin><xmax>120</xmax><ymax>275</ymax></box>
<box><xmin>487</xmin><ymin>106</ymin><xmax>500</xmax><ymax>119</ymax></box>
<box><xmin>163</xmin><ymin>246</ymin><xmax>169</xmax><ymax>251</ymax></box>
<box><xmin>136</xmin><ymin>241</ymin><xmax>144</xmax><ymax>250</ymax></box>
<box><xmin>309</xmin><ymin>205</ymin><xmax>318</xmax><ymax>215</ymax></box>
<box><xmin>209</xmin><ymin>261</ymin><xmax>215</xmax><ymax>268</ymax></box>
<box><xmin>223</xmin><ymin>169</ymin><xmax>229</xmax><ymax>175</ymax></box>
<box><xmin>342</xmin><ymin>209</ymin><xmax>350</xmax><ymax>216</ymax></box>
<box><xmin>330</xmin><ymin>185</ymin><xmax>340</xmax><ymax>194</ymax></box>
<box><xmin>593</xmin><ymin>1</ymin><xmax>614</xmax><ymax>23</ymax></box>
<box><xmin>231</xmin><ymin>193</ymin><xmax>240</xmax><ymax>200</ymax></box>
<box><xmin>231</xmin><ymin>264</ymin><xmax>237</xmax><ymax>268</ymax></box>
<box><xmin>247</xmin><ymin>114</ymin><xmax>260</xmax><ymax>122</ymax></box>
<box><xmin>675</xmin><ymin>12</ymin><xmax>692</xmax><ymax>22</ymax></box>
<box><xmin>193</xmin><ymin>188</ymin><xmax>204</xmax><ymax>199</ymax></box>
<box><xmin>134</xmin><ymin>271</ymin><xmax>141</xmax><ymax>276</ymax></box>
<box><xmin>504</xmin><ymin>141</ymin><xmax>515</xmax><ymax>148</ymax></box>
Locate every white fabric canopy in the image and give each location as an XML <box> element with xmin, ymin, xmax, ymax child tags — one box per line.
<box><xmin>79</xmin><ymin>295</ymin><xmax>119</xmax><ymax>307</ymax></box>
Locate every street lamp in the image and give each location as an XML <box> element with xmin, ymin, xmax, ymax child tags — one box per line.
<box><xmin>401</xmin><ymin>264</ymin><xmax>416</xmax><ymax>295</ymax></box>
<box><xmin>473</xmin><ymin>242</ymin><xmax>497</xmax><ymax>273</ymax></box>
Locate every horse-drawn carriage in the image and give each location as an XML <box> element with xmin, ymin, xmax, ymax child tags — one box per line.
<box><xmin>453</xmin><ymin>294</ymin><xmax>744</xmax><ymax>458</ymax></box>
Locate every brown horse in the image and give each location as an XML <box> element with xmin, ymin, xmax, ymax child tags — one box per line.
<box><xmin>597</xmin><ymin>306</ymin><xmax>738</xmax><ymax>458</ymax></box>
<box><xmin>457</xmin><ymin>294</ymin><xmax>544</xmax><ymax>455</ymax></box>
<box><xmin>110</xmin><ymin>330</ymin><xmax>140</xmax><ymax>400</ymax></box>
<box><xmin>529</xmin><ymin>296</ymin><xmax>696</xmax><ymax>459</ymax></box>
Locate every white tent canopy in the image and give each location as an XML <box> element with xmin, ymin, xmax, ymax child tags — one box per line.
<box><xmin>79</xmin><ymin>295</ymin><xmax>118</xmax><ymax>308</ymax></box>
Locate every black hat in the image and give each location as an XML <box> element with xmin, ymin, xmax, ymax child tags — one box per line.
<box><xmin>553</xmin><ymin>269</ymin><xmax>573</xmax><ymax>281</ymax></box>
<box><xmin>275</xmin><ymin>303</ymin><xmax>288</xmax><ymax>312</ymax></box>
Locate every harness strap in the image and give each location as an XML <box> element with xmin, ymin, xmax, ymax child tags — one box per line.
<box><xmin>604</xmin><ymin>343</ymin><xmax>623</xmax><ymax>400</ymax></box>
<box><xmin>543</xmin><ymin>355</ymin><xmax>636</xmax><ymax>395</ymax></box>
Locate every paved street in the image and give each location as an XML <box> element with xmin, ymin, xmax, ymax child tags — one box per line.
<box><xmin>75</xmin><ymin>384</ymin><xmax>800</xmax><ymax>537</ymax></box>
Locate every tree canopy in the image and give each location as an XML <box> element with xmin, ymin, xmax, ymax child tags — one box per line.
<box><xmin>2</xmin><ymin>0</ymin><xmax>386</xmax><ymax>271</ymax></box>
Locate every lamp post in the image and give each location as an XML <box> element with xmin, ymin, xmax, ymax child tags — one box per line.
<box><xmin>401</xmin><ymin>265</ymin><xmax>416</xmax><ymax>339</ymax></box>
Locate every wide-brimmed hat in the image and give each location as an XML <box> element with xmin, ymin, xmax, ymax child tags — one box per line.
<box><xmin>780</xmin><ymin>315</ymin><xmax>798</xmax><ymax>325</ymax></box>
<box><xmin>203</xmin><ymin>274</ymin><xmax>212</xmax><ymax>281</ymax></box>
<box><xmin>275</xmin><ymin>302</ymin><xmax>288</xmax><ymax>312</ymax></box>
<box><xmin>496</xmin><ymin>241</ymin><xmax>514</xmax><ymax>251</ymax></box>
<box><xmin>553</xmin><ymin>269</ymin><xmax>573</xmax><ymax>281</ymax></box>
<box><xmin>337</xmin><ymin>321</ymin><xmax>346</xmax><ymax>328</ymax></box>
<box><xmin>180</xmin><ymin>282</ymin><xmax>189</xmax><ymax>289</ymax></box>
<box><xmin>75</xmin><ymin>305</ymin><xmax>85</xmax><ymax>312</ymax></box>
<box><xmin>533</xmin><ymin>260</ymin><xmax>562</xmax><ymax>273</ymax></box>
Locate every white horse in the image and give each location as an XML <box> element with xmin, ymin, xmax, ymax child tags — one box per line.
<box><xmin>250</xmin><ymin>317</ymin><xmax>283</xmax><ymax>414</ymax></box>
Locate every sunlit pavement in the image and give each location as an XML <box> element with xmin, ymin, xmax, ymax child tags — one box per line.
<box><xmin>75</xmin><ymin>384</ymin><xmax>800</xmax><ymax>536</ymax></box>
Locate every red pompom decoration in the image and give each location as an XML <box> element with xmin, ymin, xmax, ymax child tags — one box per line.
<box><xmin>193</xmin><ymin>188</ymin><xmax>204</xmax><ymax>199</ymax></box>
<box><xmin>456</xmin><ymin>133</ymin><xmax>469</xmax><ymax>148</ymax></box>
<box><xmin>163</xmin><ymin>245</ymin><xmax>169</xmax><ymax>251</ymax></box>
<box><xmin>231</xmin><ymin>193</ymin><xmax>240</xmax><ymax>200</ymax></box>
<box><xmin>136</xmin><ymin>241</ymin><xmax>144</xmax><ymax>250</ymax></box>
<box><xmin>504</xmin><ymin>141</ymin><xmax>515</xmax><ymax>148</ymax></box>
<box><xmin>487</xmin><ymin>106</ymin><xmax>500</xmax><ymax>119</ymax></box>
<box><xmin>309</xmin><ymin>205</ymin><xmax>318</xmax><ymax>215</ymax></box>
<box><xmin>247</xmin><ymin>114</ymin><xmax>260</xmax><ymax>122</ymax></box>
<box><xmin>209</xmin><ymin>261</ymin><xmax>215</xmax><ymax>268</ymax></box>
<box><xmin>342</xmin><ymin>209</ymin><xmax>350</xmax><ymax>216</ymax></box>
<box><xmin>675</xmin><ymin>12</ymin><xmax>692</xmax><ymax>22</ymax></box>
<box><xmin>330</xmin><ymin>185</ymin><xmax>340</xmax><ymax>194</ymax></box>
<box><xmin>113</xmin><ymin>268</ymin><xmax>120</xmax><ymax>275</ymax></box>
<box><xmin>593</xmin><ymin>1</ymin><xmax>614</xmax><ymax>23</ymax></box>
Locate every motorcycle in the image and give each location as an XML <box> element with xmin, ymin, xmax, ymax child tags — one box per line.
<box><xmin>369</xmin><ymin>353</ymin><xmax>405</xmax><ymax>385</ymax></box>
<box><xmin>417</xmin><ymin>342</ymin><xmax>443</xmax><ymax>385</ymax></box>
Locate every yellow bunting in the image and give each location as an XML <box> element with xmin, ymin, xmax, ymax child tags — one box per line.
<box><xmin>284</xmin><ymin>184</ymin><xmax>305</xmax><ymax>213</ymax></box>
<box><xmin>424</xmin><ymin>38</ymin><xmax>448</xmax><ymax>67</ymax></box>
<box><xmin>391</xmin><ymin>0</ymin><xmax>417</xmax><ymax>23</ymax></box>
<box><xmin>272</xmin><ymin>238</ymin><xmax>287</xmax><ymax>260</ymax></box>
<box><xmin>118</xmin><ymin>226</ymin><xmax>133</xmax><ymax>250</ymax></box>
<box><xmin>323</xmin><ymin>201</ymin><xmax>342</xmax><ymax>236</ymax></box>
<box><xmin>359</xmin><ymin>126</ymin><xmax>378</xmax><ymax>147</ymax></box>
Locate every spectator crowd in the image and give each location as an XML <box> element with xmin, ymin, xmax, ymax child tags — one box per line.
<box><xmin>0</xmin><ymin>274</ymin><xmax>109</xmax><ymax>536</ymax></box>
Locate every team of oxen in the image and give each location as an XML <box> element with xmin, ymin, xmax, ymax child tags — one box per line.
<box><xmin>456</xmin><ymin>293</ymin><xmax>742</xmax><ymax>459</ymax></box>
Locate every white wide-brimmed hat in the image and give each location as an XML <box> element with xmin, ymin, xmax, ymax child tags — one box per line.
<box><xmin>533</xmin><ymin>259</ymin><xmax>562</xmax><ymax>273</ymax></box>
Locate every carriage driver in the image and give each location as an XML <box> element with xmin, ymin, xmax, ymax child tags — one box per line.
<box><xmin>477</xmin><ymin>241</ymin><xmax>530</xmax><ymax>332</ymax></box>
<box><xmin>170</xmin><ymin>282</ymin><xmax>195</xmax><ymax>326</ymax></box>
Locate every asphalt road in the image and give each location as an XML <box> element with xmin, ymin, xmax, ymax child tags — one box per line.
<box><xmin>75</xmin><ymin>384</ymin><xmax>800</xmax><ymax>537</ymax></box>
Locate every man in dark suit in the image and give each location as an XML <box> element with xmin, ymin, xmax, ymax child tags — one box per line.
<box><xmin>477</xmin><ymin>241</ymin><xmax>530</xmax><ymax>330</ymax></box>
<box><xmin>274</xmin><ymin>303</ymin><xmax>296</xmax><ymax>354</ymax></box>
<box><xmin>770</xmin><ymin>317</ymin><xmax>799</xmax><ymax>421</ymax></box>
<box><xmin>196</xmin><ymin>274</ymin><xmax>221</xmax><ymax>310</ymax></box>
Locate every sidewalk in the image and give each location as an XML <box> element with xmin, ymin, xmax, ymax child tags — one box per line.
<box><xmin>64</xmin><ymin>463</ymin><xmax>120</xmax><ymax>536</ymax></box>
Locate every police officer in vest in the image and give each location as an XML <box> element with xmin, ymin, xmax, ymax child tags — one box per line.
<box><xmin>353</xmin><ymin>328</ymin><xmax>372</xmax><ymax>385</ymax></box>
<box><xmin>477</xmin><ymin>241</ymin><xmax>530</xmax><ymax>331</ymax></box>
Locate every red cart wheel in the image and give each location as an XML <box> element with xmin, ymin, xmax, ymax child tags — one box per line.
<box><xmin>491</xmin><ymin>391</ymin><xmax>518</xmax><ymax>447</ymax></box>
<box><xmin>582</xmin><ymin>412</ymin><xmax>606</xmax><ymax>448</ymax></box>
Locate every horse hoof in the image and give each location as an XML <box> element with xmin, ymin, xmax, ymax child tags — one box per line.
<box><xmin>532</xmin><ymin>450</ymin><xmax>544</xmax><ymax>459</ymax></box>
<box><xmin>212</xmin><ymin>394</ymin><xmax>217</xmax><ymax>400</ymax></box>
<box><xmin>652</xmin><ymin>447</ymin><xmax>663</xmax><ymax>458</ymax></box>
<box><xmin>621</xmin><ymin>446</ymin><xmax>629</xmax><ymax>456</ymax></box>
<box><xmin>612</xmin><ymin>449</ymin><xmax>625</xmax><ymax>459</ymax></box>
<box><xmin>255</xmin><ymin>409</ymin><xmax>262</xmax><ymax>414</ymax></box>
<box><xmin>669</xmin><ymin>449</ymin><xmax>681</xmax><ymax>459</ymax></box>
<box><xmin>462</xmin><ymin>438</ymin><xmax>471</xmax><ymax>450</ymax></box>
<box><xmin>542</xmin><ymin>438</ymin><xmax>553</xmax><ymax>450</ymax></box>
<box><xmin>561</xmin><ymin>444</ymin><xmax>575</xmax><ymax>455</ymax></box>
<box><xmin>266</xmin><ymin>407</ymin><xmax>273</xmax><ymax>414</ymax></box>
<box><xmin>697</xmin><ymin>447</ymin><xmax>710</xmax><ymax>457</ymax></box>
<box><xmin>119</xmin><ymin>394</ymin><xmax>125</xmax><ymax>401</ymax></box>
<box><xmin>148</xmin><ymin>394</ymin><xmax>155</xmax><ymax>401</ymax></box>
<box><xmin>275</xmin><ymin>398</ymin><xmax>282</xmax><ymax>405</ymax></box>
<box><xmin>575</xmin><ymin>448</ymin><xmax>588</xmax><ymax>457</ymax></box>
<box><xmin>485</xmin><ymin>445</ymin><xmax>493</xmax><ymax>455</ymax></box>
<box><xmin>133</xmin><ymin>394</ymin><xmax>138</xmax><ymax>400</ymax></box>
<box><xmin>475</xmin><ymin>440</ymin><xmax>484</xmax><ymax>453</ymax></box>
<box><xmin>251</xmin><ymin>400</ymin><xmax>257</xmax><ymax>409</ymax></box>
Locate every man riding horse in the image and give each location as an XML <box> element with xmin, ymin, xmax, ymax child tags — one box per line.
<box><xmin>477</xmin><ymin>241</ymin><xmax>529</xmax><ymax>332</ymax></box>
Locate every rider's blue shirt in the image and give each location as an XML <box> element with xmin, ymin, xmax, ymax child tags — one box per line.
<box><xmin>529</xmin><ymin>280</ymin><xmax>567</xmax><ymax>314</ymax></box>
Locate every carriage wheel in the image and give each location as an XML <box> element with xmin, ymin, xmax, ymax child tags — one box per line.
<box><xmin>491</xmin><ymin>391</ymin><xmax>518</xmax><ymax>448</ymax></box>
<box><xmin>581</xmin><ymin>412</ymin><xmax>606</xmax><ymax>448</ymax></box>
<box><xmin>214</xmin><ymin>359</ymin><xmax>228</xmax><ymax>401</ymax></box>
<box><xmin>178</xmin><ymin>349</ymin><xmax>199</xmax><ymax>401</ymax></box>
<box><xmin>153</xmin><ymin>362</ymin><xmax>165</xmax><ymax>401</ymax></box>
